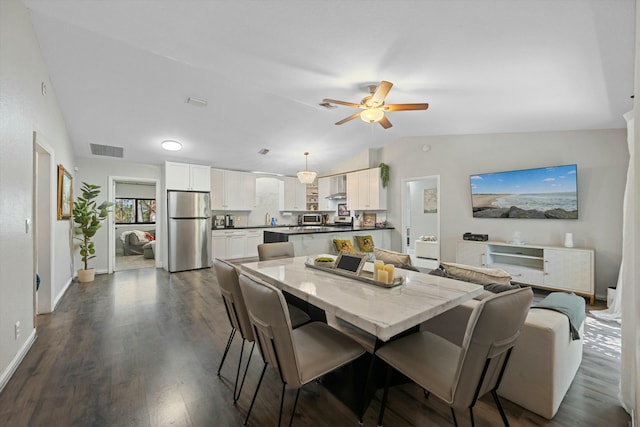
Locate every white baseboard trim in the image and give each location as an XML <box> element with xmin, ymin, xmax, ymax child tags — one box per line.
<box><xmin>52</xmin><ymin>277</ymin><xmax>72</xmax><ymax>310</ymax></box>
<box><xmin>0</xmin><ymin>329</ymin><xmax>36</xmax><ymax>393</ymax></box>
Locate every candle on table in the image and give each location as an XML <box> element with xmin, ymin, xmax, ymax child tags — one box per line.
<box><xmin>377</xmin><ymin>269</ymin><xmax>389</xmax><ymax>284</ymax></box>
<box><xmin>383</xmin><ymin>264</ymin><xmax>395</xmax><ymax>284</ymax></box>
<box><xmin>374</xmin><ymin>260</ymin><xmax>384</xmax><ymax>281</ymax></box>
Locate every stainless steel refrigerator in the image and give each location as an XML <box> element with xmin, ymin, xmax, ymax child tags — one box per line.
<box><xmin>167</xmin><ymin>191</ymin><xmax>212</xmax><ymax>272</ymax></box>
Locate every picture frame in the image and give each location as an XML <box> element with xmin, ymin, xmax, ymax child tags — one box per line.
<box><xmin>423</xmin><ymin>188</ymin><xmax>438</xmax><ymax>213</ymax></box>
<box><xmin>334</xmin><ymin>251</ymin><xmax>367</xmax><ymax>276</ymax></box>
<box><xmin>57</xmin><ymin>164</ymin><xmax>73</xmax><ymax>220</ymax></box>
<box><xmin>363</xmin><ymin>213</ymin><xmax>376</xmax><ymax>227</ymax></box>
<box><xmin>337</xmin><ymin>203</ymin><xmax>349</xmax><ymax>216</ymax></box>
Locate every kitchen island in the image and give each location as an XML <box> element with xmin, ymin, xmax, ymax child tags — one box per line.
<box><xmin>263</xmin><ymin>226</ymin><xmax>394</xmax><ymax>257</ymax></box>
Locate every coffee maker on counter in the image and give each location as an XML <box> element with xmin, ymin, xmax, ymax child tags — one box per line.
<box><xmin>224</xmin><ymin>214</ymin><xmax>234</xmax><ymax>228</ymax></box>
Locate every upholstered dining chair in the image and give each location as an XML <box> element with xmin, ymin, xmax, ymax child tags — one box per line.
<box><xmin>257</xmin><ymin>242</ymin><xmax>295</xmax><ymax>261</ymax></box>
<box><xmin>238</xmin><ymin>273</ymin><xmax>366</xmax><ymax>427</ymax></box>
<box><xmin>213</xmin><ymin>258</ymin><xmax>310</xmax><ymax>403</ymax></box>
<box><xmin>375</xmin><ymin>287</ymin><xmax>533</xmax><ymax>427</ymax></box>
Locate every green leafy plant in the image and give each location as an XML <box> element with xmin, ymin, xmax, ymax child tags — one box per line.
<box><xmin>379</xmin><ymin>163</ymin><xmax>390</xmax><ymax>188</ymax></box>
<box><xmin>72</xmin><ymin>182</ymin><xmax>113</xmax><ymax>271</ymax></box>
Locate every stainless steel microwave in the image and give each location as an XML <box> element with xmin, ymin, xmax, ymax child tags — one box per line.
<box><xmin>300</xmin><ymin>214</ymin><xmax>322</xmax><ymax>225</ymax></box>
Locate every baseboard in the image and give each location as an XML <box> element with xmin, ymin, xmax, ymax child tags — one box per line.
<box><xmin>0</xmin><ymin>329</ymin><xmax>36</xmax><ymax>393</ymax></box>
<box><xmin>52</xmin><ymin>277</ymin><xmax>72</xmax><ymax>310</ymax></box>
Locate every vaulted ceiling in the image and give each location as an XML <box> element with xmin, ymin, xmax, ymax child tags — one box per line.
<box><xmin>24</xmin><ymin>0</ymin><xmax>635</xmax><ymax>176</ymax></box>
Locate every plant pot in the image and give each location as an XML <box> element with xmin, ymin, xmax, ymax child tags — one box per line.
<box><xmin>77</xmin><ymin>268</ymin><xmax>95</xmax><ymax>283</ymax></box>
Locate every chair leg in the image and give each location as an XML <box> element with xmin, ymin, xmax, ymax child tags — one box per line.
<box><xmin>450</xmin><ymin>408</ymin><xmax>459</xmax><ymax>427</ymax></box>
<box><xmin>288</xmin><ymin>388</ymin><xmax>301</xmax><ymax>427</ymax></box>
<box><xmin>217</xmin><ymin>328</ymin><xmax>236</xmax><ymax>376</ymax></box>
<box><xmin>376</xmin><ymin>364</ymin><xmax>393</xmax><ymax>427</ymax></box>
<box><xmin>244</xmin><ymin>362</ymin><xmax>267</xmax><ymax>426</ymax></box>
<box><xmin>469</xmin><ymin>407</ymin><xmax>475</xmax><ymax>427</ymax></box>
<box><xmin>491</xmin><ymin>390</ymin><xmax>511</xmax><ymax>427</ymax></box>
<box><xmin>234</xmin><ymin>342</ymin><xmax>255</xmax><ymax>403</ymax></box>
<box><xmin>278</xmin><ymin>382</ymin><xmax>287</xmax><ymax>427</ymax></box>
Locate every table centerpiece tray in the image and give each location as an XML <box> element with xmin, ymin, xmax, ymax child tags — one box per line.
<box><xmin>304</xmin><ymin>259</ymin><xmax>404</xmax><ymax>288</ymax></box>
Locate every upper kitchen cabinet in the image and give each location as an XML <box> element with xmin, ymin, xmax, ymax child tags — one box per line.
<box><xmin>279</xmin><ymin>176</ymin><xmax>308</xmax><ymax>211</ymax></box>
<box><xmin>346</xmin><ymin>167</ymin><xmax>387</xmax><ymax>211</ymax></box>
<box><xmin>165</xmin><ymin>161</ymin><xmax>211</xmax><ymax>191</ymax></box>
<box><xmin>211</xmin><ymin>169</ymin><xmax>256</xmax><ymax>211</ymax></box>
<box><xmin>317</xmin><ymin>177</ymin><xmax>332</xmax><ymax>211</ymax></box>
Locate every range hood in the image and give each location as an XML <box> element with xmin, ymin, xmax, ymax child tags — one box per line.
<box><xmin>326</xmin><ymin>175</ymin><xmax>347</xmax><ymax>200</ymax></box>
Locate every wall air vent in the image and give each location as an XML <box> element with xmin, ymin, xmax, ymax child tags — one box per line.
<box><xmin>90</xmin><ymin>143</ymin><xmax>124</xmax><ymax>158</ymax></box>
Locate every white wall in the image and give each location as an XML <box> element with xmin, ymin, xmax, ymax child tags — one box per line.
<box><xmin>0</xmin><ymin>0</ymin><xmax>76</xmax><ymax>388</ymax></box>
<box><xmin>75</xmin><ymin>157</ymin><xmax>161</xmax><ymax>273</ymax></box>
<box><xmin>380</xmin><ymin>129</ymin><xmax>628</xmax><ymax>299</ymax></box>
<box><xmin>408</xmin><ymin>177</ymin><xmax>439</xmax><ymax>249</ymax></box>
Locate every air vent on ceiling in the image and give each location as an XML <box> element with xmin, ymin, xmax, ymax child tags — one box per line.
<box><xmin>258</xmin><ymin>148</ymin><xmax>270</xmax><ymax>155</ymax></box>
<box><xmin>90</xmin><ymin>143</ymin><xmax>124</xmax><ymax>158</ymax></box>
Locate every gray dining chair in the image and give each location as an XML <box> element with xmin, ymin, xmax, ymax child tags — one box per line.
<box><xmin>239</xmin><ymin>272</ymin><xmax>366</xmax><ymax>427</ymax></box>
<box><xmin>213</xmin><ymin>258</ymin><xmax>310</xmax><ymax>403</ymax></box>
<box><xmin>257</xmin><ymin>242</ymin><xmax>295</xmax><ymax>261</ymax></box>
<box><xmin>375</xmin><ymin>287</ymin><xmax>533</xmax><ymax>427</ymax></box>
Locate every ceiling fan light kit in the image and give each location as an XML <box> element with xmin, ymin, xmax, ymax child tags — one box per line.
<box><xmin>324</xmin><ymin>80</ymin><xmax>429</xmax><ymax>129</ymax></box>
<box><xmin>297</xmin><ymin>152</ymin><xmax>317</xmax><ymax>184</ymax></box>
<box><xmin>360</xmin><ymin>108</ymin><xmax>384</xmax><ymax>123</ymax></box>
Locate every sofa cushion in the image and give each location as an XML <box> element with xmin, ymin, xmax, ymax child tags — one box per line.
<box><xmin>373</xmin><ymin>248</ymin><xmax>413</xmax><ymax>267</ymax></box>
<box><xmin>440</xmin><ymin>262</ymin><xmax>512</xmax><ymax>286</ymax></box>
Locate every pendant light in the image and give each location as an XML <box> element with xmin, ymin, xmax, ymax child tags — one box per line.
<box><xmin>296</xmin><ymin>152</ymin><xmax>317</xmax><ymax>184</ymax></box>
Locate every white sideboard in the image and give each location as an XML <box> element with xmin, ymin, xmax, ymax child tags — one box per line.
<box><xmin>456</xmin><ymin>240</ymin><xmax>595</xmax><ymax>303</ymax></box>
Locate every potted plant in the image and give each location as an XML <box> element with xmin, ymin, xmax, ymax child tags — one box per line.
<box><xmin>72</xmin><ymin>182</ymin><xmax>113</xmax><ymax>282</ymax></box>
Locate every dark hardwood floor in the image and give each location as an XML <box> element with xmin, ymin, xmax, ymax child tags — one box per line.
<box><xmin>0</xmin><ymin>267</ymin><xmax>630</xmax><ymax>426</ymax></box>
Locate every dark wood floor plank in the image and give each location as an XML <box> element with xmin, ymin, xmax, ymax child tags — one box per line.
<box><xmin>0</xmin><ymin>266</ymin><xmax>630</xmax><ymax>426</ymax></box>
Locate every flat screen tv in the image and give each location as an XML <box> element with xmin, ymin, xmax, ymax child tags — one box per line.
<box><xmin>470</xmin><ymin>164</ymin><xmax>578</xmax><ymax>219</ymax></box>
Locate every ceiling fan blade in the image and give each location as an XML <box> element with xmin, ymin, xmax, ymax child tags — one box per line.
<box><xmin>383</xmin><ymin>103</ymin><xmax>429</xmax><ymax>111</ymax></box>
<box><xmin>370</xmin><ymin>81</ymin><xmax>393</xmax><ymax>106</ymax></box>
<box><xmin>323</xmin><ymin>98</ymin><xmax>362</xmax><ymax>109</ymax></box>
<box><xmin>378</xmin><ymin>115</ymin><xmax>392</xmax><ymax>129</ymax></box>
<box><xmin>335</xmin><ymin>112</ymin><xmax>361</xmax><ymax>125</ymax></box>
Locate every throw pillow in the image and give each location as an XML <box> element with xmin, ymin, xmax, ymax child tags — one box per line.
<box><xmin>144</xmin><ymin>231</ymin><xmax>155</xmax><ymax>241</ymax></box>
<box><xmin>355</xmin><ymin>235</ymin><xmax>375</xmax><ymax>252</ymax></box>
<box><xmin>483</xmin><ymin>283</ymin><xmax>522</xmax><ymax>293</ymax></box>
<box><xmin>333</xmin><ymin>239</ymin><xmax>355</xmax><ymax>253</ymax></box>
<box><xmin>440</xmin><ymin>262</ymin><xmax>512</xmax><ymax>285</ymax></box>
<box><xmin>373</xmin><ymin>248</ymin><xmax>413</xmax><ymax>267</ymax></box>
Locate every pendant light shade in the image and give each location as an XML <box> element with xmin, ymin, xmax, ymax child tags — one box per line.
<box><xmin>297</xmin><ymin>152</ymin><xmax>317</xmax><ymax>184</ymax></box>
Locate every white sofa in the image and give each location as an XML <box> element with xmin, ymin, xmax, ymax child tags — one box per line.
<box><xmin>421</xmin><ymin>293</ymin><xmax>584</xmax><ymax>419</ymax></box>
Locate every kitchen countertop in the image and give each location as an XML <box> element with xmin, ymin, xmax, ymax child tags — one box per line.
<box><xmin>263</xmin><ymin>225</ymin><xmax>394</xmax><ymax>235</ymax></box>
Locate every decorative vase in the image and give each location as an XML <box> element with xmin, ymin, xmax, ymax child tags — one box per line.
<box><xmin>564</xmin><ymin>233</ymin><xmax>574</xmax><ymax>248</ymax></box>
<box><xmin>77</xmin><ymin>268</ymin><xmax>96</xmax><ymax>283</ymax></box>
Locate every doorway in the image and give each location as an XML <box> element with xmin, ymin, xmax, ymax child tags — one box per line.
<box><xmin>33</xmin><ymin>132</ymin><xmax>54</xmax><ymax>315</ymax></box>
<box><xmin>401</xmin><ymin>175</ymin><xmax>440</xmax><ymax>270</ymax></box>
<box><xmin>108</xmin><ymin>177</ymin><xmax>159</xmax><ymax>272</ymax></box>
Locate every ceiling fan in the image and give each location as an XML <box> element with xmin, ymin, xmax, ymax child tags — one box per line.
<box><xmin>323</xmin><ymin>81</ymin><xmax>429</xmax><ymax>129</ymax></box>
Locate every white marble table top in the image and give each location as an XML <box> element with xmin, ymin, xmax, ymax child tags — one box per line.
<box><xmin>241</xmin><ymin>256</ymin><xmax>483</xmax><ymax>342</ymax></box>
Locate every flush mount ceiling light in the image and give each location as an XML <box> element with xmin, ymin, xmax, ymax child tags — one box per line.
<box><xmin>161</xmin><ymin>140</ymin><xmax>182</xmax><ymax>151</ymax></box>
<box><xmin>360</xmin><ymin>108</ymin><xmax>385</xmax><ymax>123</ymax></box>
<box><xmin>296</xmin><ymin>152</ymin><xmax>317</xmax><ymax>184</ymax></box>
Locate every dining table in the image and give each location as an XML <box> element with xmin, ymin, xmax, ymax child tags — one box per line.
<box><xmin>240</xmin><ymin>255</ymin><xmax>484</xmax><ymax>343</ymax></box>
<box><xmin>240</xmin><ymin>255</ymin><xmax>484</xmax><ymax>420</ymax></box>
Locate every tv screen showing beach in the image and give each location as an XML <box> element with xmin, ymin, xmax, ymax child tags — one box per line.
<box><xmin>470</xmin><ymin>164</ymin><xmax>578</xmax><ymax>219</ymax></box>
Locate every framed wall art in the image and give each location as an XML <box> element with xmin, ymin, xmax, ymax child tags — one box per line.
<box><xmin>57</xmin><ymin>164</ymin><xmax>73</xmax><ymax>220</ymax></box>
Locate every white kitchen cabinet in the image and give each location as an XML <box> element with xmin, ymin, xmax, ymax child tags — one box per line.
<box><xmin>245</xmin><ymin>229</ymin><xmax>263</xmax><ymax>257</ymax></box>
<box><xmin>211</xmin><ymin>169</ymin><xmax>256</xmax><ymax>211</ymax></box>
<box><xmin>346</xmin><ymin>168</ymin><xmax>387</xmax><ymax>211</ymax></box>
<box><xmin>317</xmin><ymin>177</ymin><xmax>333</xmax><ymax>211</ymax></box>
<box><xmin>212</xmin><ymin>228</ymin><xmax>264</xmax><ymax>260</ymax></box>
<box><xmin>456</xmin><ymin>240</ymin><xmax>595</xmax><ymax>303</ymax></box>
<box><xmin>279</xmin><ymin>177</ymin><xmax>308</xmax><ymax>211</ymax></box>
<box><xmin>165</xmin><ymin>161</ymin><xmax>211</xmax><ymax>191</ymax></box>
